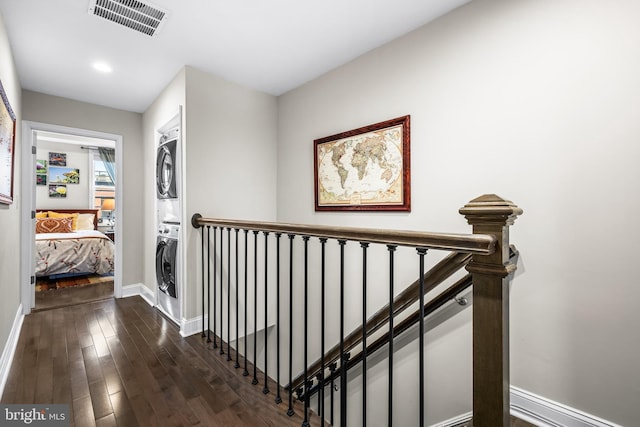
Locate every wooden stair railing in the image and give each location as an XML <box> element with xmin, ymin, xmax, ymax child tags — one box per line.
<box><xmin>288</xmin><ymin>250</ymin><xmax>473</xmax><ymax>394</ymax></box>
<box><xmin>191</xmin><ymin>193</ymin><xmax>522</xmax><ymax>427</ymax></box>
<box><xmin>303</xmin><ymin>246</ymin><xmax>520</xmax><ymax>399</ymax></box>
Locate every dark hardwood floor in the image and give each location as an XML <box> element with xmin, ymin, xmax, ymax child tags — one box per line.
<box><xmin>2</xmin><ymin>295</ymin><xmax>536</xmax><ymax>427</ymax></box>
<box><xmin>35</xmin><ymin>274</ymin><xmax>114</xmax><ymax>312</ymax></box>
<box><xmin>1</xmin><ymin>296</ymin><xmax>310</xmax><ymax>427</ymax></box>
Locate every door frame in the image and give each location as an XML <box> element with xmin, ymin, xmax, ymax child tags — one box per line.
<box><xmin>20</xmin><ymin>121</ymin><xmax>123</xmax><ymax>314</ymax></box>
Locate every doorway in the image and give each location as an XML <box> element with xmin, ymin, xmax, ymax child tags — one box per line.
<box><xmin>21</xmin><ymin>121</ymin><xmax>123</xmax><ymax>314</ymax></box>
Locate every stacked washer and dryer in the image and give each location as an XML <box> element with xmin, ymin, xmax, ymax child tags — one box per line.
<box><xmin>155</xmin><ymin>115</ymin><xmax>182</xmax><ymax>325</ymax></box>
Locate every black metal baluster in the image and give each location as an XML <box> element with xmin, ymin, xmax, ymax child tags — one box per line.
<box><xmin>201</xmin><ymin>225</ymin><xmax>206</xmax><ymax>338</ymax></box>
<box><xmin>275</xmin><ymin>233</ymin><xmax>283</xmax><ymax>404</ymax></box>
<box><xmin>319</xmin><ymin>237</ymin><xmax>327</xmax><ymax>424</ymax></box>
<box><xmin>235</xmin><ymin>229</ymin><xmax>240</xmax><ymax>369</ymax></box>
<box><xmin>287</xmin><ymin>234</ymin><xmax>295</xmax><ymax>417</ymax></box>
<box><xmin>361</xmin><ymin>242</ymin><xmax>369</xmax><ymax>427</ymax></box>
<box><xmin>243</xmin><ymin>230</ymin><xmax>249</xmax><ymax>376</ymax></box>
<box><xmin>302</xmin><ymin>236</ymin><xmax>310</xmax><ymax>427</ymax></box>
<box><xmin>417</xmin><ymin>248</ymin><xmax>428</xmax><ymax>427</ymax></box>
<box><xmin>329</xmin><ymin>362</ymin><xmax>336</xmax><ymax>426</ymax></box>
<box><xmin>338</xmin><ymin>239</ymin><xmax>348</xmax><ymax>427</ymax></box>
<box><xmin>388</xmin><ymin>245</ymin><xmax>397</xmax><ymax>427</ymax></box>
<box><xmin>213</xmin><ymin>227</ymin><xmax>218</xmax><ymax>349</ymax></box>
<box><xmin>220</xmin><ymin>229</ymin><xmax>225</xmax><ymax>355</ymax></box>
<box><xmin>252</xmin><ymin>230</ymin><xmax>259</xmax><ymax>385</ymax></box>
<box><xmin>263</xmin><ymin>231</ymin><xmax>270</xmax><ymax>394</ymax></box>
<box><xmin>227</xmin><ymin>228</ymin><xmax>232</xmax><ymax>361</ymax></box>
<box><xmin>206</xmin><ymin>226</ymin><xmax>211</xmax><ymax>342</ymax></box>
<box><xmin>316</xmin><ymin>373</ymin><xmax>322</xmax><ymax>416</ymax></box>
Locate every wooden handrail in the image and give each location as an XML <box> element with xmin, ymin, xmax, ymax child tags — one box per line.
<box><xmin>191</xmin><ymin>194</ymin><xmax>521</xmax><ymax>426</ymax></box>
<box><xmin>308</xmin><ymin>275</ymin><xmax>472</xmax><ymax>397</ymax></box>
<box><xmin>303</xmin><ymin>246</ymin><xmax>520</xmax><ymax>398</ymax></box>
<box><xmin>288</xmin><ymin>250</ymin><xmax>472</xmax><ymax>392</ymax></box>
<box><xmin>191</xmin><ymin>214</ymin><xmax>497</xmax><ymax>254</ymax></box>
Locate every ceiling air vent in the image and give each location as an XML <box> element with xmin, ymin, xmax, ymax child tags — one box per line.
<box><xmin>88</xmin><ymin>0</ymin><xmax>168</xmax><ymax>37</ymax></box>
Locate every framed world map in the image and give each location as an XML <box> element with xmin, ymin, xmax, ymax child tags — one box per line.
<box><xmin>0</xmin><ymin>79</ymin><xmax>16</xmax><ymax>205</ymax></box>
<box><xmin>314</xmin><ymin>115</ymin><xmax>410</xmax><ymax>211</ymax></box>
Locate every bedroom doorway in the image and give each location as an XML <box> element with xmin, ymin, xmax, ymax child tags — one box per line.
<box><xmin>20</xmin><ymin>122</ymin><xmax>123</xmax><ymax>314</ymax></box>
<box><xmin>33</xmin><ymin>131</ymin><xmax>116</xmax><ymax>311</ymax></box>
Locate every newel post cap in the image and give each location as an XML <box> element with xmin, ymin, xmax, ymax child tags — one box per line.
<box><xmin>459</xmin><ymin>194</ymin><xmax>523</xmax><ymax>226</ymax></box>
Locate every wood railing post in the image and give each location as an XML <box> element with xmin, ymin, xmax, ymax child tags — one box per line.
<box><xmin>459</xmin><ymin>194</ymin><xmax>522</xmax><ymax>427</ymax></box>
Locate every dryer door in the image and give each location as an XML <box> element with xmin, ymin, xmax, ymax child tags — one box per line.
<box><xmin>155</xmin><ymin>238</ymin><xmax>177</xmax><ymax>297</ymax></box>
<box><xmin>156</xmin><ymin>140</ymin><xmax>177</xmax><ymax>199</ymax></box>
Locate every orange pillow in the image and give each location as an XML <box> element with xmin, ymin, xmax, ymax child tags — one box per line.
<box><xmin>36</xmin><ymin>217</ymin><xmax>73</xmax><ymax>234</ymax></box>
<box><xmin>48</xmin><ymin>211</ymin><xmax>79</xmax><ymax>230</ymax></box>
<box><xmin>35</xmin><ymin>211</ymin><xmax>47</xmax><ymax>219</ymax></box>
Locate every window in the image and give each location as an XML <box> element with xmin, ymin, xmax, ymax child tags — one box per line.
<box><xmin>91</xmin><ymin>152</ymin><xmax>115</xmax><ymax>224</ymax></box>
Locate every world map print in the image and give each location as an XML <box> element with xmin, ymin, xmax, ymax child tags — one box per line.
<box><xmin>0</xmin><ymin>82</ymin><xmax>16</xmax><ymax>204</ymax></box>
<box><xmin>316</xmin><ymin>124</ymin><xmax>405</xmax><ymax>207</ymax></box>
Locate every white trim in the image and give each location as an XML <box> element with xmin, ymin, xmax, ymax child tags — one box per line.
<box><xmin>20</xmin><ymin>122</ymin><xmax>36</xmax><ymax>314</ymax></box>
<box><xmin>121</xmin><ymin>283</ymin><xmax>155</xmax><ymax>307</ymax></box>
<box><xmin>510</xmin><ymin>387</ymin><xmax>623</xmax><ymax>427</ymax></box>
<box><xmin>20</xmin><ymin>121</ymin><xmax>124</xmax><ymax>312</ymax></box>
<box><xmin>180</xmin><ymin>315</ymin><xmax>208</xmax><ymax>337</ymax></box>
<box><xmin>431</xmin><ymin>387</ymin><xmax>623</xmax><ymax>427</ymax></box>
<box><xmin>430</xmin><ymin>411</ymin><xmax>472</xmax><ymax>427</ymax></box>
<box><xmin>0</xmin><ymin>304</ymin><xmax>24</xmax><ymax>398</ymax></box>
<box><xmin>122</xmin><ymin>283</ymin><xmax>197</xmax><ymax>337</ymax></box>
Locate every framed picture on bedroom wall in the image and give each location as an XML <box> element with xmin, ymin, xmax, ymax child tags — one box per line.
<box><xmin>0</xmin><ymin>79</ymin><xmax>16</xmax><ymax>205</ymax></box>
<box><xmin>49</xmin><ymin>184</ymin><xmax>67</xmax><ymax>198</ymax></box>
<box><xmin>36</xmin><ymin>159</ymin><xmax>48</xmax><ymax>185</ymax></box>
<box><xmin>314</xmin><ymin>115</ymin><xmax>411</xmax><ymax>211</ymax></box>
<box><xmin>49</xmin><ymin>152</ymin><xmax>67</xmax><ymax>166</ymax></box>
<box><xmin>49</xmin><ymin>166</ymin><xmax>80</xmax><ymax>184</ymax></box>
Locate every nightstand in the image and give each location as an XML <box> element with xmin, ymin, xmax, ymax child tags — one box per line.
<box><xmin>104</xmin><ymin>231</ymin><xmax>115</xmax><ymax>242</ymax></box>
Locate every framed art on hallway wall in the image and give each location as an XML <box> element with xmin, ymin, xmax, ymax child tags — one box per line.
<box><xmin>314</xmin><ymin>115</ymin><xmax>411</xmax><ymax>211</ymax></box>
<box><xmin>0</xmin><ymin>79</ymin><xmax>16</xmax><ymax>205</ymax></box>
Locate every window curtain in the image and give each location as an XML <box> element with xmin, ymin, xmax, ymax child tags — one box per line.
<box><xmin>98</xmin><ymin>148</ymin><xmax>116</xmax><ymax>184</ymax></box>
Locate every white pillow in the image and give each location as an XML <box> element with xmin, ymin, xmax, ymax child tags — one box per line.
<box><xmin>76</xmin><ymin>214</ymin><xmax>95</xmax><ymax>230</ymax></box>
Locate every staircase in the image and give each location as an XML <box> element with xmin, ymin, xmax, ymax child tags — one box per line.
<box><xmin>190</xmin><ymin>194</ymin><xmax>522</xmax><ymax>426</ymax></box>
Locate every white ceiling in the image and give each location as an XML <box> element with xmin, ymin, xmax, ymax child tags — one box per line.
<box><xmin>0</xmin><ymin>0</ymin><xmax>470</xmax><ymax>113</ymax></box>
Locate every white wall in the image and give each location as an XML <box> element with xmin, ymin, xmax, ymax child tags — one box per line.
<box><xmin>277</xmin><ymin>0</ymin><xmax>640</xmax><ymax>425</ymax></box>
<box><xmin>183</xmin><ymin>66</ymin><xmax>278</xmax><ymax>320</ymax></box>
<box><xmin>0</xmin><ymin>10</ymin><xmax>22</xmax><ymax>378</ymax></box>
<box><xmin>142</xmin><ymin>68</ymin><xmax>186</xmax><ymax>315</ymax></box>
<box><xmin>35</xmin><ymin>141</ymin><xmax>89</xmax><ymax>209</ymax></box>
<box><xmin>22</xmin><ymin>91</ymin><xmax>144</xmax><ymax>287</ymax></box>
<box><xmin>142</xmin><ymin>65</ymin><xmax>278</xmax><ymax>324</ymax></box>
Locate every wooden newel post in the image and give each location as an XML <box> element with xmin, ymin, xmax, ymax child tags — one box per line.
<box><xmin>459</xmin><ymin>194</ymin><xmax>522</xmax><ymax>427</ymax></box>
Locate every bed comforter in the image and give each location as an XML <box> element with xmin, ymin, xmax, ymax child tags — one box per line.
<box><xmin>35</xmin><ymin>230</ymin><xmax>115</xmax><ymax>277</ymax></box>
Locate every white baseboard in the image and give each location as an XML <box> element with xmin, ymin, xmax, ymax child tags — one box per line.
<box><xmin>121</xmin><ymin>284</ymin><xmax>203</xmax><ymax>338</ymax></box>
<box><xmin>121</xmin><ymin>283</ymin><xmax>155</xmax><ymax>307</ymax></box>
<box><xmin>511</xmin><ymin>387</ymin><xmax>623</xmax><ymax>427</ymax></box>
<box><xmin>180</xmin><ymin>315</ymin><xmax>209</xmax><ymax>337</ymax></box>
<box><xmin>0</xmin><ymin>304</ymin><xmax>24</xmax><ymax>399</ymax></box>
<box><xmin>432</xmin><ymin>387</ymin><xmax>622</xmax><ymax>427</ymax></box>
<box><xmin>431</xmin><ymin>411</ymin><xmax>472</xmax><ymax>427</ymax></box>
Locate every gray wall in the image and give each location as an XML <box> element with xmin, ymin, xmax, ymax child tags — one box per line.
<box><xmin>141</xmin><ymin>67</ymin><xmax>186</xmax><ymax>313</ymax></box>
<box><xmin>277</xmin><ymin>0</ymin><xmax>640</xmax><ymax>425</ymax></box>
<box><xmin>22</xmin><ymin>90</ymin><xmax>144</xmax><ymax>287</ymax></box>
<box><xmin>35</xmin><ymin>140</ymin><xmax>91</xmax><ymax>209</ymax></box>
<box><xmin>0</xmin><ymin>11</ymin><xmax>22</xmax><ymax>378</ymax></box>
<box><xmin>142</xmin><ymin>66</ymin><xmax>278</xmax><ymax>321</ymax></box>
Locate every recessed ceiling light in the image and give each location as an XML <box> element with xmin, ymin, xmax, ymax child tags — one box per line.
<box><xmin>93</xmin><ymin>62</ymin><xmax>113</xmax><ymax>73</ymax></box>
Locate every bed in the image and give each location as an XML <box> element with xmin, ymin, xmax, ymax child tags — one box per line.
<box><xmin>35</xmin><ymin>209</ymin><xmax>115</xmax><ymax>278</ymax></box>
